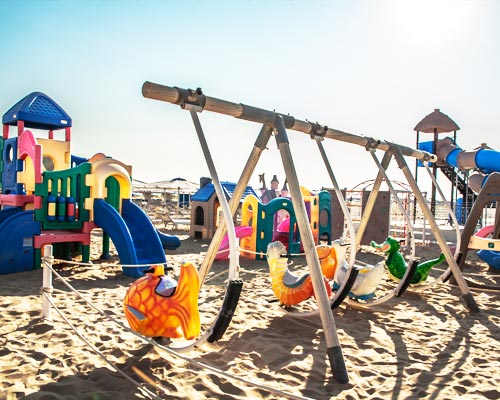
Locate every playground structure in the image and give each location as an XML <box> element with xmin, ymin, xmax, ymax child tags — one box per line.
<box><xmin>0</xmin><ymin>92</ymin><xmax>178</xmax><ymax>278</ymax></box>
<box><xmin>342</xmin><ymin>180</ymin><xmax>420</xmax><ymax>244</ymax></box>
<box><xmin>189</xmin><ymin>180</ymin><xmax>258</xmax><ymax>239</ymax></box>
<box><xmin>414</xmin><ymin>109</ymin><xmax>500</xmax><ymax>285</ymax></box>
<box><xmin>191</xmin><ymin>178</ymin><xmax>333</xmax><ymax>260</ymax></box>
<box><xmin>142</xmin><ymin>81</ymin><xmax>479</xmax><ymax>384</ymax></box>
<box><xmin>238</xmin><ymin>189</ymin><xmax>332</xmax><ymax>260</ymax></box>
<box><xmin>330</xmin><ymin>185</ymin><xmax>390</xmax><ymax>245</ymax></box>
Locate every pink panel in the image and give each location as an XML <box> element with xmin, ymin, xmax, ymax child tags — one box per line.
<box><xmin>18</xmin><ymin>130</ymin><xmax>43</xmax><ymax>183</ymax></box>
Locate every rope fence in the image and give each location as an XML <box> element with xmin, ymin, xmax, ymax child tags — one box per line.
<box><xmin>40</xmin><ymin>245</ymin><xmax>315</xmax><ymax>400</ymax></box>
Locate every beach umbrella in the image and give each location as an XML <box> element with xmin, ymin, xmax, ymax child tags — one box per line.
<box><xmin>150</xmin><ymin>178</ymin><xmax>199</xmax><ymax>193</ymax></box>
<box><xmin>132</xmin><ymin>179</ymin><xmax>149</xmax><ymax>193</ymax></box>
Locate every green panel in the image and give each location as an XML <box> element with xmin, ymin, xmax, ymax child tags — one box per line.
<box><xmin>81</xmin><ymin>245</ymin><xmax>90</xmax><ymax>263</ymax></box>
<box><xmin>105</xmin><ymin>176</ymin><xmax>120</xmax><ymax>209</ymax></box>
<box><xmin>254</xmin><ymin>197</ymin><xmax>299</xmax><ymax>260</ymax></box>
<box><xmin>35</xmin><ymin>162</ymin><xmax>92</xmax><ymax>229</ymax></box>
<box><xmin>101</xmin><ymin>175</ymin><xmax>121</xmax><ymax>256</ymax></box>
<box><xmin>318</xmin><ymin>190</ymin><xmax>332</xmax><ymax>243</ymax></box>
<box><xmin>34</xmin><ymin>248</ymin><xmax>41</xmax><ymax>269</ymax></box>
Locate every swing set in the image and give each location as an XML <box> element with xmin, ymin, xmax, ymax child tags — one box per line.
<box><xmin>142</xmin><ymin>81</ymin><xmax>479</xmax><ymax>384</ymax></box>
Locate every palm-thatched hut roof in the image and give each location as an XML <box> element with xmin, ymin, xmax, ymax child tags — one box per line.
<box><xmin>414</xmin><ymin>109</ymin><xmax>460</xmax><ymax>133</ymax></box>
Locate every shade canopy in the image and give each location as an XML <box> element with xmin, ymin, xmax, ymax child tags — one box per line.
<box><xmin>414</xmin><ymin>109</ymin><xmax>460</xmax><ymax>133</ymax></box>
<box><xmin>141</xmin><ymin>178</ymin><xmax>199</xmax><ymax>193</ymax></box>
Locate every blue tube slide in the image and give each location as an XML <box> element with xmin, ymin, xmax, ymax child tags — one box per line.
<box><xmin>0</xmin><ymin>209</ymin><xmax>41</xmax><ymax>274</ymax></box>
<box><xmin>421</xmin><ymin>138</ymin><xmax>500</xmax><ymax>175</ymax></box>
<box><xmin>93</xmin><ymin>199</ymin><xmax>166</xmax><ymax>278</ymax></box>
<box><xmin>433</xmin><ymin>138</ymin><xmax>500</xmax><ymax>268</ymax></box>
<box><xmin>445</xmin><ymin>147</ymin><xmax>500</xmax><ymax>175</ymax></box>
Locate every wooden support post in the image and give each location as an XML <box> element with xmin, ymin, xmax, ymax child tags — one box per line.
<box><xmin>392</xmin><ymin>147</ymin><xmax>479</xmax><ymax>312</ymax></box>
<box><xmin>41</xmin><ymin>245</ymin><xmax>53</xmax><ymax>319</ymax></box>
<box><xmin>274</xmin><ymin>116</ymin><xmax>348</xmax><ymax>384</ymax></box>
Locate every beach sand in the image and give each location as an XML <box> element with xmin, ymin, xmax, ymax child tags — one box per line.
<box><xmin>1</xmin><ymin>228</ymin><xmax>499</xmax><ymax>399</ymax></box>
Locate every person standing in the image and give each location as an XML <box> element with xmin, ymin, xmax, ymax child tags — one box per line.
<box><xmin>261</xmin><ymin>174</ymin><xmax>279</xmax><ymax>204</ymax></box>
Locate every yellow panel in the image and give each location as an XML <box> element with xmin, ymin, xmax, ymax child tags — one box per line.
<box><xmin>17</xmin><ymin>156</ymin><xmax>36</xmax><ymax>194</ymax></box>
<box><xmin>38</xmin><ymin>138</ymin><xmax>71</xmax><ymax>172</ymax></box>
<box><xmin>468</xmin><ymin>236</ymin><xmax>500</xmax><ymax>251</ymax></box>
<box><xmin>87</xmin><ymin>158</ymin><xmax>132</xmax><ymax>215</ymax></box>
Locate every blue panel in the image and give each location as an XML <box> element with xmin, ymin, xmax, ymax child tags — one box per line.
<box><xmin>477</xmin><ymin>250</ymin><xmax>500</xmax><ymax>270</ymax></box>
<box><xmin>417</xmin><ymin>140</ymin><xmax>435</xmax><ymax>167</ymax></box>
<box><xmin>0</xmin><ymin>210</ymin><xmax>41</xmax><ymax>274</ymax></box>
<box><xmin>71</xmin><ymin>154</ymin><xmax>88</xmax><ymax>167</ymax></box>
<box><xmin>157</xmin><ymin>231</ymin><xmax>181</xmax><ymax>250</ymax></box>
<box><xmin>2</xmin><ymin>92</ymin><xmax>72</xmax><ymax>130</ymax></box>
<box><xmin>1</xmin><ymin>137</ymin><xmax>24</xmax><ymax>194</ymax></box>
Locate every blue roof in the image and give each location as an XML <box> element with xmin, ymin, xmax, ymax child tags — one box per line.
<box><xmin>191</xmin><ymin>182</ymin><xmax>259</xmax><ymax>202</ymax></box>
<box><xmin>2</xmin><ymin>92</ymin><xmax>72</xmax><ymax>130</ymax></box>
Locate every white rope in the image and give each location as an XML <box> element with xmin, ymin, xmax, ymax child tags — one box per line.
<box><xmin>432</xmin><ymin>266</ymin><xmax>500</xmax><ymax>279</ymax></box>
<box><xmin>42</xmin><ymin>259</ymin><xmax>314</xmax><ymax>400</ymax></box>
<box><xmin>39</xmin><ymin>289</ymin><xmax>163</xmax><ymax>399</ymax></box>
<box><xmin>52</xmin><ymin>258</ymin><xmax>167</xmax><ymax>269</ymax></box>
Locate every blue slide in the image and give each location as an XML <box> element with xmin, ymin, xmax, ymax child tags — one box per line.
<box><xmin>94</xmin><ymin>199</ymin><xmax>168</xmax><ymax>278</ymax></box>
<box><xmin>0</xmin><ymin>209</ymin><xmax>41</xmax><ymax>274</ymax></box>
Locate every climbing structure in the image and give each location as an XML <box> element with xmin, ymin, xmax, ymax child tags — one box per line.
<box><xmin>0</xmin><ymin>92</ymin><xmax>176</xmax><ymax>277</ymax></box>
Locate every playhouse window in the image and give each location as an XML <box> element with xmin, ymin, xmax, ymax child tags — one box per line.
<box><xmin>43</xmin><ymin>155</ymin><xmax>55</xmax><ymax>171</ymax></box>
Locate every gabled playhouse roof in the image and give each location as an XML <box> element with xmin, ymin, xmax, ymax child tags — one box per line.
<box><xmin>191</xmin><ymin>182</ymin><xmax>259</xmax><ymax>202</ymax></box>
<box><xmin>2</xmin><ymin>92</ymin><xmax>72</xmax><ymax>130</ymax></box>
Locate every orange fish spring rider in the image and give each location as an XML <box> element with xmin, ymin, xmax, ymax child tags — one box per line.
<box><xmin>267</xmin><ymin>241</ymin><xmax>332</xmax><ymax>307</ymax></box>
<box><xmin>123</xmin><ymin>263</ymin><xmax>201</xmax><ymax>340</ymax></box>
<box><xmin>316</xmin><ymin>243</ymin><xmax>339</xmax><ymax>280</ymax></box>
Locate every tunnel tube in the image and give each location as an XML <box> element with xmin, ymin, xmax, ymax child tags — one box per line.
<box><xmin>435</xmin><ymin>137</ymin><xmax>500</xmax><ymax>193</ymax></box>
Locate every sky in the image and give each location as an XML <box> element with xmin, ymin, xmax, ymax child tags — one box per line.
<box><xmin>1</xmin><ymin>0</ymin><xmax>499</xmax><ymax>197</ymax></box>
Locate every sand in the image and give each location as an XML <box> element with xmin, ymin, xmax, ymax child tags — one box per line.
<box><xmin>1</xmin><ymin>228</ymin><xmax>499</xmax><ymax>400</ymax></box>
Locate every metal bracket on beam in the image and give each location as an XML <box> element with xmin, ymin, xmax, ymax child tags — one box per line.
<box><xmin>421</xmin><ymin>150</ymin><xmax>437</xmax><ymax>163</ymax></box>
<box><xmin>364</xmin><ymin>137</ymin><xmax>381</xmax><ymax>151</ymax></box>
<box><xmin>308</xmin><ymin>121</ymin><xmax>328</xmax><ymax>141</ymax></box>
<box><xmin>273</xmin><ymin>116</ymin><xmax>289</xmax><ymax>145</ymax></box>
<box><xmin>174</xmin><ymin>87</ymin><xmax>206</xmax><ymax>110</ymax></box>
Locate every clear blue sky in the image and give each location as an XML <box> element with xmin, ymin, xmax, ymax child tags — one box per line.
<box><xmin>1</xmin><ymin>0</ymin><xmax>499</xmax><ymax>195</ymax></box>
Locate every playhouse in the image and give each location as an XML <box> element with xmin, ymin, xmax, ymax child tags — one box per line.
<box><xmin>190</xmin><ymin>181</ymin><xmax>258</xmax><ymax>239</ymax></box>
<box><xmin>240</xmin><ymin>189</ymin><xmax>332</xmax><ymax>259</ymax></box>
<box><xmin>0</xmin><ymin>92</ymin><xmax>178</xmax><ymax>277</ymax></box>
